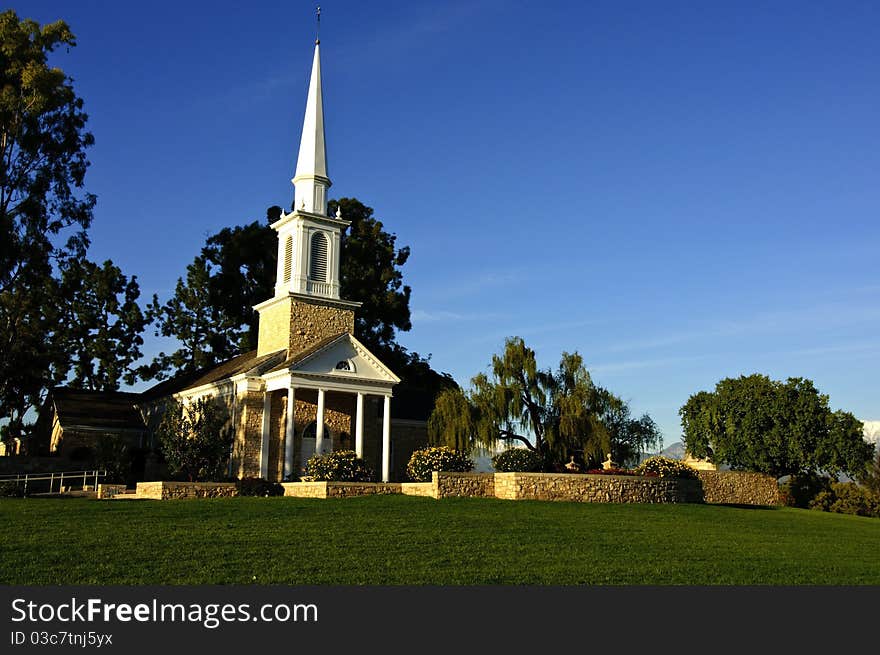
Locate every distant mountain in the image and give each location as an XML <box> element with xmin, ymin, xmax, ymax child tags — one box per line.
<box><xmin>638</xmin><ymin>441</ymin><xmax>686</xmax><ymax>464</ymax></box>
<box><xmin>660</xmin><ymin>441</ymin><xmax>686</xmax><ymax>459</ymax></box>
<box><xmin>472</xmin><ymin>453</ymin><xmax>495</xmax><ymax>473</ymax></box>
<box><xmin>862</xmin><ymin>420</ymin><xmax>880</xmax><ymax>447</ymax></box>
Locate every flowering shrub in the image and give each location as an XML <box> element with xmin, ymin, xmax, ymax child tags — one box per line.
<box><xmin>491</xmin><ymin>448</ymin><xmax>542</xmax><ymax>472</ymax></box>
<box><xmin>635</xmin><ymin>456</ymin><xmax>697</xmax><ymax>479</ymax></box>
<box><xmin>406</xmin><ymin>446</ymin><xmax>473</xmax><ymax>482</ymax></box>
<box><xmin>305</xmin><ymin>450</ymin><xmax>374</xmax><ymax>482</ymax></box>
<box><xmin>237</xmin><ymin>477</ymin><xmax>284</xmax><ymax>497</ymax></box>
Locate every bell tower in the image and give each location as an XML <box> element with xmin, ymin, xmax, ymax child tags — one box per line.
<box><xmin>254</xmin><ymin>37</ymin><xmax>360</xmax><ymax>357</ymax></box>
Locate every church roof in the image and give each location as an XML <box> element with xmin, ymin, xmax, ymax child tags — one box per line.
<box><xmin>49</xmin><ymin>388</ymin><xmax>146</xmax><ymax>432</ymax></box>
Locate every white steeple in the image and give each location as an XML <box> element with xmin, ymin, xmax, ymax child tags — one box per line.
<box><xmin>265</xmin><ymin>35</ymin><xmax>351</xmax><ymax>303</ymax></box>
<box><xmin>292</xmin><ymin>41</ymin><xmax>331</xmax><ymax>216</ymax></box>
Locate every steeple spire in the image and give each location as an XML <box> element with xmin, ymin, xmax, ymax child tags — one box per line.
<box><xmin>292</xmin><ymin>36</ymin><xmax>330</xmax><ymax>215</ymax></box>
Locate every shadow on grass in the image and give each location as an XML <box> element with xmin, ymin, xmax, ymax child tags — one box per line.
<box><xmin>711</xmin><ymin>503</ymin><xmax>781</xmax><ymax>511</ymax></box>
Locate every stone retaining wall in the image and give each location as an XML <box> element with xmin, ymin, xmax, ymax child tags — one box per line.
<box><xmin>135</xmin><ymin>481</ymin><xmax>238</xmax><ymax>500</ymax></box>
<box><xmin>400</xmin><ymin>482</ymin><xmax>435</xmax><ymax>497</ymax></box>
<box><xmin>127</xmin><ymin>471</ymin><xmax>780</xmax><ymax>505</ymax></box>
<box><xmin>494</xmin><ymin>472</ymin><xmax>703</xmax><ymax>503</ymax></box>
<box><xmin>96</xmin><ymin>484</ymin><xmax>127</xmax><ymax>499</ymax></box>
<box><xmin>695</xmin><ymin>470</ymin><xmax>780</xmax><ymax>506</ymax></box>
<box><xmin>434</xmin><ymin>472</ymin><xmax>496</xmax><ymax>498</ymax></box>
<box><xmin>281</xmin><ymin>481</ymin><xmax>402</xmax><ymax>498</ymax></box>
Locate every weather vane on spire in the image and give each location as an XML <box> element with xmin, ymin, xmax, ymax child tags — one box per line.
<box><xmin>315</xmin><ymin>6</ymin><xmax>321</xmax><ymax>44</ymax></box>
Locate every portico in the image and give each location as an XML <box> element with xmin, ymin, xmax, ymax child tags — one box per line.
<box><xmin>259</xmin><ymin>332</ymin><xmax>399</xmax><ymax>481</ymax></box>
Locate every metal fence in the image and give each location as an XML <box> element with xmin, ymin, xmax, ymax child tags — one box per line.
<box><xmin>0</xmin><ymin>469</ymin><xmax>107</xmax><ymax>495</ymax></box>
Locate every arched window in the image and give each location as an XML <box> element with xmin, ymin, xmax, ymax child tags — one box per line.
<box><xmin>283</xmin><ymin>235</ymin><xmax>293</xmax><ymax>283</ymax></box>
<box><xmin>303</xmin><ymin>421</ymin><xmax>331</xmax><ymax>440</ymax></box>
<box><xmin>335</xmin><ymin>360</ymin><xmax>352</xmax><ymax>372</ymax></box>
<box><xmin>309</xmin><ymin>232</ymin><xmax>328</xmax><ymax>281</ymax></box>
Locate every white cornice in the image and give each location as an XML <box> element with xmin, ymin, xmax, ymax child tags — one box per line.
<box><xmin>270</xmin><ymin>209</ymin><xmax>350</xmax><ymax>232</ymax></box>
<box><xmin>253</xmin><ymin>292</ymin><xmax>361</xmax><ymax>313</ymax></box>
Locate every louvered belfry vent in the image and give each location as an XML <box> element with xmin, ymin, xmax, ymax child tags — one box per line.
<box><xmin>309</xmin><ymin>232</ymin><xmax>328</xmax><ymax>281</ymax></box>
<box><xmin>283</xmin><ymin>235</ymin><xmax>293</xmax><ymax>283</ymax></box>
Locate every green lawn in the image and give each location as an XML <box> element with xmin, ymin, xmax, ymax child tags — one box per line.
<box><xmin>1</xmin><ymin>495</ymin><xmax>878</xmax><ymax>585</ymax></box>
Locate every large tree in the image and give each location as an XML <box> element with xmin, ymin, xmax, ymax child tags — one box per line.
<box><xmin>680</xmin><ymin>374</ymin><xmax>874</xmax><ymax>480</ymax></box>
<box><xmin>140</xmin><ymin>256</ymin><xmax>217</xmax><ymax>380</ymax></box>
<box><xmin>1</xmin><ymin>11</ymin><xmax>94</xmax><ymax>437</ymax></box>
<box><xmin>1</xmin><ymin>12</ymin><xmax>145</xmax><ymax>440</ymax></box>
<box><xmin>57</xmin><ymin>258</ymin><xmax>147</xmax><ymax>389</ymax></box>
<box><xmin>428</xmin><ymin>337</ymin><xmax>660</xmax><ymax>469</ymax></box>
<box><xmin>0</xmin><ymin>10</ymin><xmax>148</xmax><ymax>438</ymax></box>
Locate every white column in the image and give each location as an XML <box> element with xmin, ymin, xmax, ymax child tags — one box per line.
<box><xmin>381</xmin><ymin>395</ymin><xmax>391</xmax><ymax>482</ymax></box>
<box><xmin>315</xmin><ymin>388</ymin><xmax>326</xmax><ymax>455</ymax></box>
<box><xmin>260</xmin><ymin>392</ymin><xmax>271</xmax><ymax>479</ymax></box>
<box><xmin>355</xmin><ymin>392</ymin><xmax>365</xmax><ymax>458</ymax></box>
<box><xmin>283</xmin><ymin>386</ymin><xmax>296</xmax><ymax>480</ymax></box>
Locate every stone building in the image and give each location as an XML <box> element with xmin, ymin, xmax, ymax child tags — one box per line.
<box><xmin>36</xmin><ymin>39</ymin><xmax>429</xmax><ymax>482</ymax></box>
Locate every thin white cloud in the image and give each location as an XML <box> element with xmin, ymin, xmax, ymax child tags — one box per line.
<box><xmin>603</xmin><ymin>302</ymin><xmax>880</xmax><ymax>354</ymax></box>
<box><xmin>411</xmin><ymin>309</ymin><xmax>506</xmax><ymax>322</ymax></box>
<box><xmin>589</xmin><ymin>355</ymin><xmax>706</xmax><ymax>376</ymax></box>
<box><xmin>787</xmin><ymin>341</ymin><xmax>880</xmax><ymax>357</ymax></box>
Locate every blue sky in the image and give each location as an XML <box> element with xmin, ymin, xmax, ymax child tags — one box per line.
<box><xmin>16</xmin><ymin>1</ymin><xmax>880</xmax><ymax>446</ymax></box>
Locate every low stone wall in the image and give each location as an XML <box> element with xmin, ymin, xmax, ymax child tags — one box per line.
<box><xmin>281</xmin><ymin>482</ymin><xmax>403</xmax><ymax>498</ymax></box>
<box><xmin>695</xmin><ymin>470</ymin><xmax>780</xmax><ymax>506</ymax></box>
<box><xmin>281</xmin><ymin>482</ymin><xmax>328</xmax><ymax>498</ymax></box>
<box><xmin>434</xmin><ymin>472</ymin><xmax>496</xmax><ymax>498</ymax></box>
<box><xmin>400</xmin><ymin>483</ymin><xmax>435</xmax><ymax>497</ymax></box>
<box><xmin>127</xmin><ymin>470</ymin><xmax>780</xmax><ymax>505</ymax></box>
<box><xmin>96</xmin><ymin>484</ymin><xmax>127</xmax><ymax>499</ymax></box>
<box><xmin>135</xmin><ymin>481</ymin><xmax>238</xmax><ymax>500</ymax></box>
<box><xmin>494</xmin><ymin>472</ymin><xmax>703</xmax><ymax>503</ymax></box>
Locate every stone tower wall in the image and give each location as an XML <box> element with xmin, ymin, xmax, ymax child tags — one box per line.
<box><xmin>257</xmin><ymin>296</ymin><xmax>355</xmax><ymax>357</ymax></box>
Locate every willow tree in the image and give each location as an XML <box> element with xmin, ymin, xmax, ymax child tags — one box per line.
<box><xmin>429</xmin><ymin>337</ymin><xmax>612</xmax><ymax>469</ymax></box>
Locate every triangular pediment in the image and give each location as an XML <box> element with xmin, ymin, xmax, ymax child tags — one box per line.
<box><xmin>290</xmin><ymin>334</ymin><xmax>400</xmax><ymax>384</ymax></box>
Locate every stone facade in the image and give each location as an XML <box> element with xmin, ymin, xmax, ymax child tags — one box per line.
<box><xmin>494</xmin><ymin>472</ymin><xmax>704</xmax><ymax>503</ymax></box>
<box><xmin>694</xmin><ymin>470</ymin><xmax>780</xmax><ymax>506</ymax></box>
<box><xmin>257</xmin><ymin>296</ymin><xmax>355</xmax><ymax>357</ymax></box>
<box><xmin>234</xmin><ymin>389</ymin><xmax>265</xmax><ymax>479</ymax></box>
<box><xmin>266</xmin><ymin>391</ymin><xmax>287</xmax><ymax>482</ymax></box>
<box><xmin>135</xmin><ymin>481</ymin><xmax>238</xmax><ymax>500</ymax></box>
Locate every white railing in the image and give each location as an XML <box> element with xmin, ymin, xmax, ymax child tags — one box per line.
<box><xmin>306</xmin><ymin>280</ymin><xmax>334</xmax><ymax>297</ymax></box>
<box><xmin>0</xmin><ymin>469</ymin><xmax>107</xmax><ymax>495</ymax></box>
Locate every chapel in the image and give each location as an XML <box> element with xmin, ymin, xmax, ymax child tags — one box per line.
<box><xmin>37</xmin><ymin>38</ymin><xmax>430</xmax><ymax>482</ymax></box>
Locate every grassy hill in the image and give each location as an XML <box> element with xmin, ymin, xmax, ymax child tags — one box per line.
<box><xmin>1</xmin><ymin>495</ymin><xmax>878</xmax><ymax>585</ymax></box>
